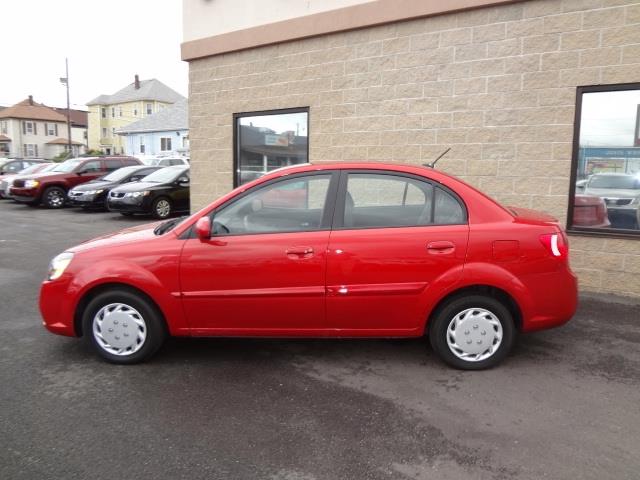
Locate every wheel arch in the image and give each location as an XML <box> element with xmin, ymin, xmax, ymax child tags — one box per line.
<box><xmin>73</xmin><ymin>282</ymin><xmax>168</xmax><ymax>337</ymax></box>
<box><xmin>425</xmin><ymin>284</ymin><xmax>523</xmax><ymax>334</ymax></box>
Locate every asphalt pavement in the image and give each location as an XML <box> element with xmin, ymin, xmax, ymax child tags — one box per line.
<box><xmin>1</xmin><ymin>200</ymin><xmax>639</xmax><ymax>480</ymax></box>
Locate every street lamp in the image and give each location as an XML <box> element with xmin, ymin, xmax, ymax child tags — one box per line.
<box><xmin>59</xmin><ymin>58</ymin><xmax>72</xmax><ymax>158</ymax></box>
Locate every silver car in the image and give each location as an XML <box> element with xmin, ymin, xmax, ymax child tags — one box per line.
<box><xmin>583</xmin><ymin>173</ymin><xmax>640</xmax><ymax>228</ymax></box>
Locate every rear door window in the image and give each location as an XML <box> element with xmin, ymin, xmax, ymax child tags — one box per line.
<box><xmin>341</xmin><ymin>172</ymin><xmax>465</xmax><ymax>228</ymax></box>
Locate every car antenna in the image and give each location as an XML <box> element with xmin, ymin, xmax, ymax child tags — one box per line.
<box><xmin>423</xmin><ymin>147</ymin><xmax>451</xmax><ymax>169</ymax></box>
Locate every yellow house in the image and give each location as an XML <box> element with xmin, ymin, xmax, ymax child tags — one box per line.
<box><xmin>87</xmin><ymin>75</ymin><xmax>184</xmax><ymax>154</ymax></box>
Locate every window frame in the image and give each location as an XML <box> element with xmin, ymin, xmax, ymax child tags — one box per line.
<box><xmin>160</xmin><ymin>137</ymin><xmax>172</xmax><ymax>151</ymax></box>
<box><xmin>332</xmin><ymin>170</ymin><xmax>468</xmax><ymax>231</ymax></box>
<box><xmin>232</xmin><ymin>107</ymin><xmax>310</xmax><ymax>188</ymax></box>
<box><xmin>187</xmin><ymin>170</ymin><xmax>339</xmax><ymax>239</ymax></box>
<box><xmin>567</xmin><ymin>82</ymin><xmax>640</xmax><ymax>239</ymax></box>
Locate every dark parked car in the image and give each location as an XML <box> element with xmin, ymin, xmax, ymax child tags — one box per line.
<box><xmin>67</xmin><ymin>165</ymin><xmax>162</xmax><ymax>210</ymax></box>
<box><xmin>10</xmin><ymin>156</ymin><xmax>140</xmax><ymax>208</ymax></box>
<box><xmin>107</xmin><ymin>165</ymin><xmax>190</xmax><ymax>219</ymax></box>
<box><xmin>0</xmin><ymin>158</ymin><xmax>48</xmax><ymax>179</ymax></box>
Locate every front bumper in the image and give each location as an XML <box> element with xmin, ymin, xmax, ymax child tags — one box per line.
<box><xmin>39</xmin><ymin>276</ymin><xmax>77</xmax><ymax>337</ymax></box>
<box><xmin>107</xmin><ymin>196</ymin><xmax>152</xmax><ymax>214</ymax></box>
<box><xmin>10</xmin><ymin>187</ymin><xmax>39</xmax><ymax>203</ymax></box>
<box><xmin>68</xmin><ymin>192</ymin><xmax>106</xmax><ymax>208</ymax></box>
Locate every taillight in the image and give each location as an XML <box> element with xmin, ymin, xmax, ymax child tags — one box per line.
<box><xmin>539</xmin><ymin>233</ymin><xmax>568</xmax><ymax>259</ymax></box>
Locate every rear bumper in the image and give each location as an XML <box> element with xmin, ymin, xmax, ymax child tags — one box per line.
<box><xmin>520</xmin><ymin>266</ymin><xmax>578</xmax><ymax>333</ymax></box>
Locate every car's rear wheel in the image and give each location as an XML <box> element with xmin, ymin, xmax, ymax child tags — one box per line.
<box><xmin>42</xmin><ymin>186</ymin><xmax>66</xmax><ymax>209</ymax></box>
<box><xmin>429</xmin><ymin>295</ymin><xmax>515</xmax><ymax>370</ymax></box>
<box><xmin>82</xmin><ymin>288</ymin><xmax>166</xmax><ymax>364</ymax></box>
<box><xmin>152</xmin><ymin>197</ymin><xmax>172</xmax><ymax>219</ymax></box>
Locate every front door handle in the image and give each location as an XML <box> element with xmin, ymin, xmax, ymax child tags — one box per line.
<box><xmin>286</xmin><ymin>246</ymin><xmax>314</xmax><ymax>259</ymax></box>
<box><xmin>427</xmin><ymin>241</ymin><xmax>455</xmax><ymax>255</ymax></box>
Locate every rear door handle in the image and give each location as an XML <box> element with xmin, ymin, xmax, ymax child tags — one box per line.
<box><xmin>427</xmin><ymin>241</ymin><xmax>455</xmax><ymax>254</ymax></box>
<box><xmin>286</xmin><ymin>246</ymin><xmax>314</xmax><ymax>259</ymax></box>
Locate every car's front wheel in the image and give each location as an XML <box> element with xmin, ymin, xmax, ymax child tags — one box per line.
<box><xmin>429</xmin><ymin>295</ymin><xmax>516</xmax><ymax>370</ymax></box>
<box><xmin>152</xmin><ymin>197</ymin><xmax>172</xmax><ymax>219</ymax></box>
<box><xmin>82</xmin><ymin>288</ymin><xmax>166</xmax><ymax>364</ymax></box>
<box><xmin>42</xmin><ymin>186</ymin><xmax>67</xmax><ymax>209</ymax></box>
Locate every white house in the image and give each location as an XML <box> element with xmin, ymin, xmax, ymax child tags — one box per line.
<box><xmin>0</xmin><ymin>96</ymin><xmax>85</xmax><ymax>159</ymax></box>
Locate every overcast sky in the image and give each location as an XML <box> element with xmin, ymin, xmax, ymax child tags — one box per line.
<box><xmin>2</xmin><ymin>0</ymin><xmax>187</xmax><ymax>110</ymax></box>
<box><xmin>581</xmin><ymin>89</ymin><xmax>640</xmax><ymax>147</ymax></box>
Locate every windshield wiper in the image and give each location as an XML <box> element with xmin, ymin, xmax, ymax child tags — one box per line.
<box><xmin>153</xmin><ymin>216</ymin><xmax>187</xmax><ymax>235</ymax></box>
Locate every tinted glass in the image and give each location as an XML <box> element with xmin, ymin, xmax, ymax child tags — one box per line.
<box><xmin>53</xmin><ymin>159</ymin><xmax>82</xmax><ymax>172</ymax></box>
<box><xmin>570</xmin><ymin>86</ymin><xmax>640</xmax><ymax>233</ymax></box>
<box><xmin>80</xmin><ymin>160</ymin><xmax>101</xmax><ymax>173</ymax></box>
<box><xmin>142</xmin><ymin>167</ymin><xmax>188</xmax><ymax>183</ymax></box>
<box><xmin>343</xmin><ymin>173</ymin><xmax>465</xmax><ymax>228</ymax></box>
<box><xmin>213</xmin><ymin>175</ymin><xmax>331</xmax><ymax>235</ymax></box>
<box><xmin>235</xmin><ymin>110</ymin><xmax>309</xmax><ymax>186</ymax></box>
<box><xmin>105</xmin><ymin>159</ymin><xmax>123</xmax><ymax>171</ymax></box>
<box><xmin>102</xmin><ymin>166</ymin><xmax>141</xmax><ymax>182</ymax></box>
<box><xmin>344</xmin><ymin>174</ymin><xmax>433</xmax><ymax>228</ymax></box>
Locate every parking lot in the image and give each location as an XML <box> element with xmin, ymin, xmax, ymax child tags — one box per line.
<box><xmin>1</xmin><ymin>200</ymin><xmax>639</xmax><ymax>480</ymax></box>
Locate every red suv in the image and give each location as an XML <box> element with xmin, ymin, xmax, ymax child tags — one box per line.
<box><xmin>40</xmin><ymin>162</ymin><xmax>578</xmax><ymax>369</ymax></box>
<box><xmin>11</xmin><ymin>156</ymin><xmax>140</xmax><ymax>208</ymax></box>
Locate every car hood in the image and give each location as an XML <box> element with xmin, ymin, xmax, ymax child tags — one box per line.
<box><xmin>18</xmin><ymin>171</ymin><xmax>66</xmax><ymax>181</ymax></box>
<box><xmin>584</xmin><ymin>187</ymin><xmax>640</xmax><ymax>199</ymax></box>
<box><xmin>71</xmin><ymin>180</ymin><xmax>117</xmax><ymax>191</ymax></box>
<box><xmin>70</xmin><ymin>221</ymin><xmax>166</xmax><ymax>253</ymax></box>
<box><xmin>111</xmin><ymin>181</ymin><xmax>167</xmax><ymax>193</ymax></box>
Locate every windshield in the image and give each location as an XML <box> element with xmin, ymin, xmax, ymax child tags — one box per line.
<box><xmin>141</xmin><ymin>167</ymin><xmax>187</xmax><ymax>183</ymax></box>
<box><xmin>101</xmin><ymin>166</ymin><xmax>139</xmax><ymax>182</ymax></box>
<box><xmin>52</xmin><ymin>159</ymin><xmax>83</xmax><ymax>173</ymax></box>
<box><xmin>589</xmin><ymin>175</ymin><xmax>639</xmax><ymax>190</ymax></box>
<box><xmin>18</xmin><ymin>163</ymin><xmax>49</xmax><ymax>175</ymax></box>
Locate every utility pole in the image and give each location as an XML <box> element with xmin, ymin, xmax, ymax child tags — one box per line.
<box><xmin>60</xmin><ymin>58</ymin><xmax>72</xmax><ymax>158</ymax></box>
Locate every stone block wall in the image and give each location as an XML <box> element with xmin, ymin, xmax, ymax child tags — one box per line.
<box><xmin>189</xmin><ymin>0</ymin><xmax>640</xmax><ymax>296</ymax></box>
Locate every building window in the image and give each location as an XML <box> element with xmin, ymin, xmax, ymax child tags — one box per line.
<box><xmin>133</xmin><ymin>108</ymin><xmax>138</xmax><ymax>116</ymax></box>
<box><xmin>101</xmin><ymin>107</ymin><xmax>106</xmax><ymax>118</ymax></box>
<box><xmin>146</xmin><ymin>103</ymin><xmax>153</xmax><ymax>115</ymax></box>
<box><xmin>111</xmin><ymin>107</ymin><xmax>115</xmax><ymax>118</ymax></box>
<box><xmin>119</xmin><ymin>107</ymin><xmax>123</xmax><ymax>117</ymax></box>
<box><xmin>24</xmin><ymin>121</ymin><xmax>35</xmax><ymax>134</ymax></box>
<box><xmin>112</xmin><ymin>127</ymin><xmax>116</xmax><ymax>136</ymax></box>
<box><xmin>568</xmin><ymin>83</ymin><xmax>640</xmax><ymax>237</ymax></box>
<box><xmin>160</xmin><ymin>137</ymin><xmax>172</xmax><ymax>151</ymax></box>
<box><xmin>46</xmin><ymin>123</ymin><xmax>57</xmax><ymax>136</ymax></box>
<box><xmin>102</xmin><ymin>127</ymin><xmax>107</xmax><ymax>138</ymax></box>
<box><xmin>233</xmin><ymin>107</ymin><xmax>309</xmax><ymax>187</ymax></box>
<box><xmin>0</xmin><ymin>121</ymin><xmax>7</xmax><ymax>134</ymax></box>
<box><xmin>23</xmin><ymin>144</ymin><xmax>38</xmax><ymax>157</ymax></box>
<box><xmin>139</xmin><ymin>136</ymin><xmax>145</xmax><ymax>154</ymax></box>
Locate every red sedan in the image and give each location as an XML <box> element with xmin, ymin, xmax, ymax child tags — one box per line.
<box><xmin>40</xmin><ymin>162</ymin><xmax>577</xmax><ymax>369</ymax></box>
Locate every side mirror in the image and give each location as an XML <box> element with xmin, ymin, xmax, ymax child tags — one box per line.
<box><xmin>177</xmin><ymin>176</ymin><xmax>189</xmax><ymax>185</ymax></box>
<box><xmin>195</xmin><ymin>217</ymin><xmax>211</xmax><ymax>241</ymax></box>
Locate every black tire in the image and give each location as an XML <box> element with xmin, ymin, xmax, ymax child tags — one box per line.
<box><xmin>152</xmin><ymin>196</ymin><xmax>172</xmax><ymax>219</ymax></box>
<box><xmin>429</xmin><ymin>295</ymin><xmax>516</xmax><ymax>370</ymax></box>
<box><xmin>42</xmin><ymin>186</ymin><xmax>67</xmax><ymax>209</ymax></box>
<box><xmin>82</xmin><ymin>288</ymin><xmax>167</xmax><ymax>364</ymax></box>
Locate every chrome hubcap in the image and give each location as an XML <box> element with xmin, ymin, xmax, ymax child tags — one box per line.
<box><xmin>48</xmin><ymin>190</ymin><xmax>64</xmax><ymax>207</ymax></box>
<box><xmin>446</xmin><ymin>308</ymin><xmax>503</xmax><ymax>362</ymax></box>
<box><xmin>92</xmin><ymin>303</ymin><xmax>146</xmax><ymax>356</ymax></box>
<box><xmin>156</xmin><ymin>200</ymin><xmax>170</xmax><ymax>217</ymax></box>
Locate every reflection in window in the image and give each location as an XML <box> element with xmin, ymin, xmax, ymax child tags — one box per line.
<box><xmin>235</xmin><ymin>109</ymin><xmax>309</xmax><ymax>186</ymax></box>
<box><xmin>570</xmin><ymin>86</ymin><xmax>640</xmax><ymax>233</ymax></box>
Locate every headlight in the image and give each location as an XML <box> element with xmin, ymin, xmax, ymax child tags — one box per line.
<box><xmin>125</xmin><ymin>191</ymin><xmax>149</xmax><ymax>198</ymax></box>
<box><xmin>84</xmin><ymin>189</ymin><xmax>104</xmax><ymax>195</ymax></box>
<box><xmin>25</xmin><ymin>180</ymin><xmax>40</xmax><ymax>188</ymax></box>
<box><xmin>47</xmin><ymin>252</ymin><xmax>74</xmax><ymax>281</ymax></box>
